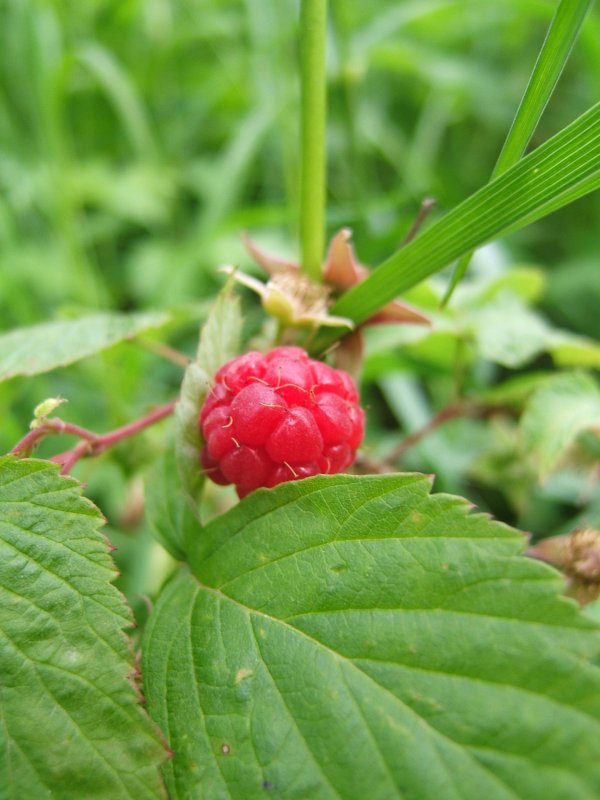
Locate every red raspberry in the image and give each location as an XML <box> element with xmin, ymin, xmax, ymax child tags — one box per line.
<box><xmin>199</xmin><ymin>347</ymin><xmax>364</xmax><ymax>497</ymax></box>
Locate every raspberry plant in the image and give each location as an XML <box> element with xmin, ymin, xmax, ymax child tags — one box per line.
<box><xmin>2</xmin><ymin>1</ymin><xmax>600</xmax><ymax>799</ymax></box>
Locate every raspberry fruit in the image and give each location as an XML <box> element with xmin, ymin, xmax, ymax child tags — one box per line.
<box><xmin>199</xmin><ymin>346</ymin><xmax>364</xmax><ymax>497</ymax></box>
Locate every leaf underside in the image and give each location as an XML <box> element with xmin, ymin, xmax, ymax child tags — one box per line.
<box><xmin>0</xmin><ymin>311</ymin><xmax>170</xmax><ymax>382</ymax></box>
<box><xmin>0</xmin><ymin>457</ymin><xmax>166</xmax><ymax>800</ymax></box>
<box><xmin>143</xmin><ymin>474</ymin><xmax>600</xmax><ymax>800</ymax></box>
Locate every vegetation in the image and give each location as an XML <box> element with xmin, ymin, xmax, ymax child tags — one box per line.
<box><xmin>1</xmin><ymin>1</ymin><xmax>600</xmax><ymax>797</ymax></box>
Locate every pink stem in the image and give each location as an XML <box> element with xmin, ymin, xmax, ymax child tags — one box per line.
<box><xmin>11</xmin><ymin>419</ymin><xmax>97</xmax><ymax>457</ymax></box>
<box><xmin>12</xmin><ymin>400</ymin><xmax>177</xmax><ymax>474</ymax></box>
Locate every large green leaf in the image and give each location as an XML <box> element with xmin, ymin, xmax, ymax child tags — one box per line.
<box><xmin>0</xmin><ymin>311</ymin><xmax>170</xmax><ymax>382</ymax></box>
<box><xmin>143</xmin><ymin>474</ymin><xmax>600</xmax><ymax>800</ymax></box>
<box><xmin>312</xmin><ymin>102</ymin><xmax>600</xmax><ymax>353</ymax></box>
<box><xmin>0</xmin><ymin>456</ymin><xmax>166</xmax><ymax>799</ymax></box>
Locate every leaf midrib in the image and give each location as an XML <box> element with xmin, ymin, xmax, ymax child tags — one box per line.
<box><xmin>198</xmin><ymin>579</ymin><xmax>600</xmax><ymax>730</ymax></box>
<box><xmin>192</xmin><ymin>578</ymin><xmax>594</xmax><ymax>800</ymax></box>
<box><xmin>0</xmin><ymin>620</ymin><xmax>143</xmax><ymax>799</ymax></box>
<box><xmin>243</xmin><ymin>591</ymin><xmax>520</xmax><ymax>800</ymax></box>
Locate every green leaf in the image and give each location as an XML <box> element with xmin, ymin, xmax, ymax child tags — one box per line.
<box><xmin>474</xmin><ymin>371</ymin><xmax>553</xmax><ymax>408</ymax></box>
<box><xmin>143</xmin><ymin>474</ymin><xmax>600</xmax><ymax>800</ymax></box>
<box><xmin>521</xmin><ymin>372</ymin><xmax>600</xmax><ymax>477</ymax></box>
<box><xmin>312</xmin><ymin>102</ymin><xmax>600</xmax><ymax>353</ymax></box>
<box><xmin>0</xmin><ymin>456</ymin><xmax>166</xmax><ymax>799</ymax></box>
<box><xmin>455</xmin><ymin>266</ymin><xmax>546</xmax><ymax>307</ymax></box>
<box><xmin>145</xmin><ymin>447</ymin><xmax>201</xmax><ymax>561</ymax></box>
<box><xmin>549</xmin><ymin>333</ymin><xmax>600</xmax><ymax>370</ymax></box>
<box><xmin>443</xmin><ymin>0</ymin><xmax>593</xmax><ymax>303</ymax></box>
<box><xmin>174</xmin><ymin>284</ymin><xmax>242</xmax><ymax>505</ymax></box>
<box><xmin>468</xmin><ymin>297</ymin><xmax>550</xmax><ymax>368</ymax></box>
<box><xmin>0</xmin><ymin>311</ymin><xmax>170</xmax><ymax>383</ymax></box>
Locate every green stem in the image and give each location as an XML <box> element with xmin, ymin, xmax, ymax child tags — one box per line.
<box><xmin>299</xmin><ymin>0</ymin><xmax>328</xmax><ymax>282</ymax></box>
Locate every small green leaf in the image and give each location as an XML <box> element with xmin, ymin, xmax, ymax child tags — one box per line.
<box><xmin>457</xmin><ymin>266</ymin><xmax>546</xmax><ymax>307</ymax></box>
<box><xmin>174</xmin><ymin>284</ymin><xmax>242</xmax><ymax>505</ymax></box>
<box><xmin>31</xmin><ymin>396</ymin><xmax>68</xmax><ymax>428</ymax></box>
<box><xmin>549</xmin><ymin>333</ymin><xmax>600</xmax><ymax>370</ymax></box>
<box><xmin>0</xmin><ymin>456</ymin><xmax>166</xmax><ymax>799</ymax></box>
<box><xmin>0</xmin><ymin>311</ymin><xmax>170</xmax><ymax>382</ymax></box>
<box><xmin>468</xmin><ymin>297</ymin><xmax>550</xmax><ymax>368</ymax></box>
<box><xmin>194</xmin><ymin>282</ymin><xmax>243</xmax><ymax>381</ymax></box>
<box><xmin>521</xmin><ymin>372</ymin><xmax>600</xmax><ymax>477</ymax></box>
<box><xmin>146</xmin><ymin>447</ymin><xmax>201</xmax><ymax>561</ymax></box>
<box><xmin>474</xmin><ymin>371</ymin><xmax>553</xmax><ymax>408</ymax></box>
<box><xmin>144</xmin><ymin>475</ymin><xmax>600</xmax><ymax>800</ymax></box>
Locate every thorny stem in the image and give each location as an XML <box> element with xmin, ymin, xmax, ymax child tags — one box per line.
<box><xmin>11</xmin><ymin>401</ymin><xmax>177</xmax><ymax>475</ymax></box>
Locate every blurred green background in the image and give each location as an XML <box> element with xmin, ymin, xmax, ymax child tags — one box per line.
<box><xmin>1</xmin><ymin>0</ymin><xmax>599</xmax><ymax>610</ymax></box>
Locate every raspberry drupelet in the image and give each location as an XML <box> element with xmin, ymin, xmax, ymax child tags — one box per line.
<box><xmin>199</xmin><ymin>346</ymin><xmax>364</xmax><ymax>498</ymax></box>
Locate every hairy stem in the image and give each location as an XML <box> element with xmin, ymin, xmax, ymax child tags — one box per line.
<box><xmin>11</xmin><ymin>401</ymin><xmax>177</xmax><ymax>474</ymax></box>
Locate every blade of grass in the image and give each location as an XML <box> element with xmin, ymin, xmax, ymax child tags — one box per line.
<box><xmin>299</xmin><ymin>0</ymin><xmax>328</xmax><ymax>282</ymax></box>
<box><xmin>76</xmin><ymin>43</ymin><xmax>157</xmax><ymax>160</ymax></box>
<box><xmin>442</xmin><ymin>0</ymin><xmax>593</xmax><ymax>305</ymax></box>
<box><xmin>311</xmin><ymin>101</ymin><xmax>600</xmax><ymax>354</ymax></box>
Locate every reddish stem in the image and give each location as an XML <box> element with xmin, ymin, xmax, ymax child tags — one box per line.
<box><xmin>11</xmin><ymin>419</ymin><xmax>97</xmax><ymax>457</ymax></box>
<box><xmin>387</xmin><ymin>402</ymin><xmax>463</xmax><ymax>462</ymax></box>
<box><xmin>11</xmin><ymin>400</ymin><xmax>177</xmax><ymax>475</ymax></box>
<box><xmin>355</xmin><ymin>400</ymin><xmax>514</xmax><ymax>474</ymax></box>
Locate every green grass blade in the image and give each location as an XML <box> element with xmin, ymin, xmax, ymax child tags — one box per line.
<box><xmin>311</xmin><ymin>102</ymin><xmax>600</xmax><ymax>352</ymax></box>
<box><xmin>494</xmin><ymin>0</ymin><xmax>592</xmax><ymax>177</ymax></box>
<box><xmin>76</xmin><ymin>43</ymin><xmax>157</xmax><ymax>160</ymax></box>
<box><xmin>442</xmin><ymin>0</ymin><xmax>593</xmax><ymax>305</ymax></box>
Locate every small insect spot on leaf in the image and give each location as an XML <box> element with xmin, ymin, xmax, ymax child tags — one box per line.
<box><xmin>330</xmin><ymin>563</ymin><xmax>348</xmax><ymax>573</ymax></box>
<box><xmin>235</xmin><ymin>667</ymin><xmax>253</xmax><ymax>684</ymax></box>
<box><xmin>441</xmin><ymin>562</ymin><xmax>449</xmax><ymax>570</ymax></box>
<box><xmin>262</xmin><ymin>780</ymin><xmax>273</xmax><ymax>790</ymax></box>
<box><xmin>220</xmin><ymin>743</ymin><xmax>231</xmax><ymax>755</ymax></box>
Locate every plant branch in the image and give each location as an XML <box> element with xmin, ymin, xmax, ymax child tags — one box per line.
<box><xmin>11</xmin><ymin>401</ymin><xmax>177</xmax><ymax>474</ymax></box>
<box><xmin>355</xmin><ymin>400</ymin><xmax>517</xmax><ymax>474</ymax></box>
<box><xmin>299</xmin><ymin>0</ymin><xmax>328</xmax><ymax>282</ymax></box>
<box><xmin>388</xmin><ymin>403</ymin><xmax>464</xmax><ymax>462</ymax></box>
<box><xmin>11</xmin><ymin>419</ymin><xmax>98</xmax><ymax>457</ymax></box>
